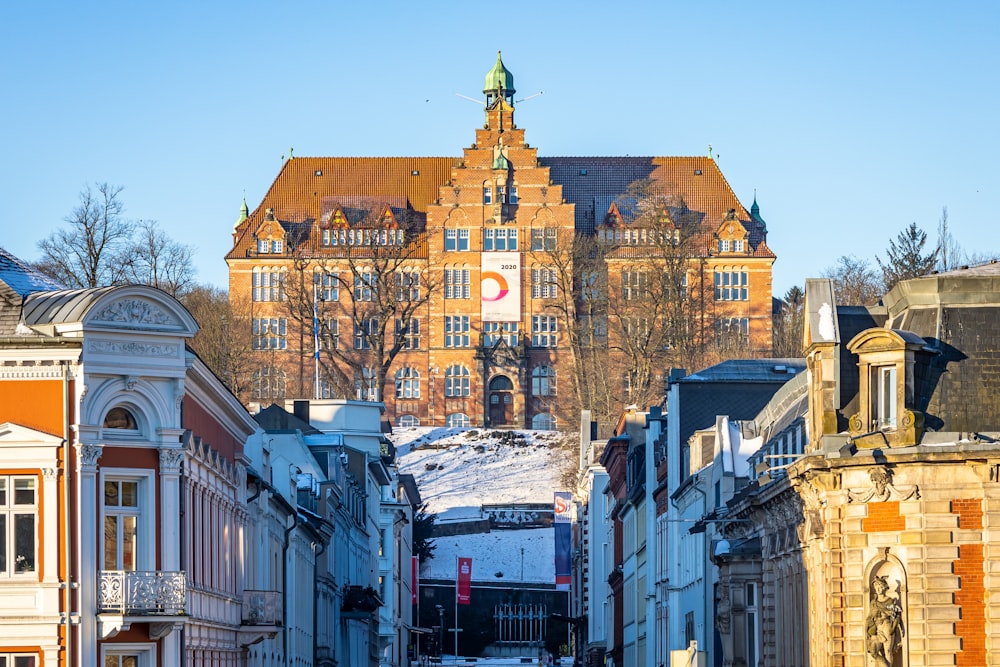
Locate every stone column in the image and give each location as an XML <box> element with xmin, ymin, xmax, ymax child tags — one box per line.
<box><xmin>158</xmin><ymin>446</ymin><xmax>185</xmax><ymax>665</ymax></box>
<box><xmin>76</xmin><ymin>443</ymin><xmax>102</xmax><ymax>663</ymax></box>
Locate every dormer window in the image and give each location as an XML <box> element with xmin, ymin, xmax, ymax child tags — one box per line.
<box><xmin>271</xmin><ymin>239</ymin><xmax>283</xmax><ymax>253</ymax></box>
<box><xmin>718</xmin><ymin>239</ymin><xmax>731</xmax><ymax>253</ymax></box>
<box><xmin>872</xmin><ymin>365</ymin><xmax>897</xmax><ymax>429</ymax></box>
<box><xmin>733</xmin><ymin>239</ymin><xmax>745</xmax><ymax>253</ymax></box>
<box><xmin>257</xmin><ymin>239</ymin><xmax>270</xmax><ymax>253</ymax></box>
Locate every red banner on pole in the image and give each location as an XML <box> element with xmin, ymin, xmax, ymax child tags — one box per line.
<box><xmin>412</xmin><ymin>556</ymin><xmax>419</xmax><ymax>604</ymax></box>
<box><xmin>456</xmin><ymin>557</ymin><xmax>472</xmax><ymax>605</ymax></box>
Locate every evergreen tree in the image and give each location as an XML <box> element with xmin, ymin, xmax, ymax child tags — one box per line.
<box><xmin>877</xmin><ymin>222</ymin><xmax>938</xmax><ymax>292</ymax></box>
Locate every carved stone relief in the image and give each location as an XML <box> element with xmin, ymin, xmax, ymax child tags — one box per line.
<box><xmin>159</xmin><ymin>447</ymin><xmax>185</xmax><ymax>474</ymax></box>
<box><xmin>848</xmin><ymin>466</ymin><xmax>919</xmax><ymax>503</ymax></box>
<box><xmin>93</xmin><ymin>299</ymin><xmax>173</xmax><ymax>327</ymax></box>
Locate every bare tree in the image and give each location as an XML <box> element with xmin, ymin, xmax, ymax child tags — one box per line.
<box><xmin>822</xmin><ymin>255</ymin><xmax>882</xmax><ymax>306</ymax></box>
<box><xmin>121</xmin><ymin>219</ymin><xmax>196</xmax><ymax>296</ymax></box>
<box><xmin>36</xmin><ymin>183</ymin><xmax>132</xmax><ymax>288</ymax></box>
<box><xmin>182</xmin><ymin>285</ymin><xmax>256</xmax><ymax>402</ymax></box>
<box><xmin>772</xmin><ymin>285</ymin><xmax>805</xmax><ymax>358</ymax></box>
<box><xmin>284</xmin><ymin>201</ymin><xmax>437</xmax><ymax>401</ymax></box>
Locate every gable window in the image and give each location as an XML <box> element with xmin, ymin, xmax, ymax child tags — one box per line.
<box><xmin>0</xmin><ymin>476</ymin><xmax>37</xmax><ymax>576</ymax></box>
<box><xmin>733</xmin><ymin>239</ymin><xmax>745</xmax><ymax>253</ymax></box>
<box><xmin>445</xmin><ymin>365</ymin><xmax>471</xmax><ymax>397</ymax></box>
<box><xmin>484</xmin><ymin>228</ymin><xmax>518</xmax><ymax>251</ymax></box>
<box><xmin>444</xmin><ymin>269</ymin><xmax>471</xmax><ymax>299</ymax></box>
<box><xmin>872</xmin><ymin>365</ymin><xmax>897</xmax><ymax>429</ymax></box>
<box><xmin>252</xmin><ymin>318</ymin><xmax>287</xmax><ymax>350</ymax></box>
<box><xmin>444</xmin><ymin>315</ymin><xmax>471</xmax><ymax>347</ymax></box>
<box><xmin>718</xmin><ymin>239</ymin><xmax>731</xmax><ymax>253</ymax></box>
<box><xmin>445</xmin><ymin>229</ymin><xmax>470</xmax><ymax>251</ymax></box>
<box><xmin>257</xmin><ymin>239</ymin><xmax>270</xmax><ymax>253</ymax></box>
<box><xmin>271</xmin><ymin>239</ymin><xmax>284</xmax><ymax>253</ymax></box>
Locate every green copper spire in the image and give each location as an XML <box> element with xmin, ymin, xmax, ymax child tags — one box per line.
<box><xmin>234</xmin><ymin>197</ymin><xmax>249</xmax><ymax>231</ymax></box>
<box><xmin>484</xmin><ymin>51</ymin><xmax>515</xmax><ymax>104</ymax></box>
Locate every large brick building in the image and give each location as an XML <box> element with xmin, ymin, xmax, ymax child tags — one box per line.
<box><xmin>226</xmin><ymin>53</ymin><xmax>776</xmax><ymax>428</ymax></box>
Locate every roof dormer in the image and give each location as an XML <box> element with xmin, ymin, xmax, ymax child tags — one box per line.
<box><xmin>714</xmin><ymin>209</ymin><xmax>749</xmax><ymax>254</ymax></box>
<box><xmin>254</xmin><ymin>209</ymin><xmax>286</xmax><ymax>255</ymax></box>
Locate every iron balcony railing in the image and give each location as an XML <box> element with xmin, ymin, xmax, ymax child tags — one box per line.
<box><xmin>98</xmin><ymin>571</ymin><xmax>186</xmax><ymax>615</ymax></box>
<box><xmin>242</xmin><ymin>589</ymin><xmax>283</xmax><ymax>626</ymax></box>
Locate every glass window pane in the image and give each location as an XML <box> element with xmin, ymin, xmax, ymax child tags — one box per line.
<box><xmin>104</xmin><ymin>516</ymin><xmax>118</xmax><ymax>569</ymax></box>
<box><xmin>105</xmin><ymin>481</ymin><xmax>119</xmax><ymax>507</ymax></box>
<box><xmin>13</xmin><ymin>479</ymin><xmax>34</xmax><ymax>506</ymax></box>
<box><xmin>122</xmin><ymin>516</ymin><xmax>137</xmax><ymax>571</ymax></box>
<box><xmin>0</xmin><ymin>477</ymin><xmax>6</xmax><ymax>506</ymax></box>
<box><xmin>0</xmin><ymin>515</ymin><xmax>6</xmax><ymax>572</ymax></box>
<box><xmin>14</xmin><ymin>514</ymin><xmax>35</xmax><ymax>573</ymax></box>
<box><xmin>15</xmin><ymin>658</ymin><xmax>36</xmax><ymax>667</ymax></box>
<box><xmin>121</xmin><ymin>482</ymin><xmax>138</xmax><ymax>507</ymax></box>
<box><xmin>123</xmin><ymin>656</ymin><xmax>138</xmax><ymax>667</ymax></box>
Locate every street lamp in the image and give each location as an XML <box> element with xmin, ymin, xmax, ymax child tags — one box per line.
<box><xmin>436</xmin><ymin>604</ymin><xmax>444</xmax><ymax>661</ymax></box>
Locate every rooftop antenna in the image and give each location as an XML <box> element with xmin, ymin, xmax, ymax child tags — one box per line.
<box><xmin>515</xmin><ymin>91</ymin><xmax>544</xmax><ymax>103</ymax></box>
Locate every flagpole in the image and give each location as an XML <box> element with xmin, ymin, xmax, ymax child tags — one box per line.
<box><xmin>454</xmin><ymin>555</ymin><xmax>459</xmax><ymax>664</ymax></box>
<box><xmin>312</xmin><ymin>280</ymin><xmax>320</xmax><ymax>398</ymax></box>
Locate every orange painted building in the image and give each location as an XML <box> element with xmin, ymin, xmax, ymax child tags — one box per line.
<box><xmin>0</xmin><ymin>249</ymin><xmax>259</xmax><ymax>666</ymax></box>
<box><xmin>227</xmin><ymin>53</ymin><xmax>775</xmax><ymax>429</ymax></box>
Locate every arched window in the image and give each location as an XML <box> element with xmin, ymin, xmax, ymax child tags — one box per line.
<box><xmin>446</xmin><ymin>413</ymin><xmax>471</xmax><ymax>428</ymax></box>
<box><xmin>532</xmin><ymin>413</ymin><xmax>557</xmax><ymax>431</ymax></box>
<box><xmin>531</xmin><ymin>366</ymin><xmax>556</xmax><ymax>397</ymax></box>
<box><xmin>397</xmin><ymin>415</ymin><xmax>420</xmax><ymax>427</ymax></box>
<box><xmin>445</xmin><ymin>365</ymin><xmax>471</xmax><ymax>397</ymax></box>
<box><xmin>103</xmin><ymin>406</ymin><xmax>138</xmax><ymax>430</ymax></box>
<box><xmin>395</xmin><ymin>367</ymin><xmax>420</xmax><ymax>399</ymax></box>
<box><xmin>253</xmin><ymin>367</ymin><xmax>287</xmax><ymax>402</ymax></box>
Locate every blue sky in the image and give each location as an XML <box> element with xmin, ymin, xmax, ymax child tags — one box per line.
<box><xmin>2</xmin><ymin>2</ymin><xmax>997</xmax><ymax>297</ymax></box>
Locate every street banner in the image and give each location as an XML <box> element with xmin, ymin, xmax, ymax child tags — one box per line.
<box><xmin>554</xmin><ymin>491</ymin><xmax>572</xmax><ymax>591</ymax></box>
<box><xmin>457</xmin><ymin>556</ymin><xmax>473</xmax><ymax>605</ymax></box>
<box><xmin>481</xmin><ymin>252</ymin><xmax>521</xmax><ymax>322</ymax></box>
<box><xmin>412</xmin><ymin>556</ymin><xmax>419</xmax><ymax>604</ymax></box>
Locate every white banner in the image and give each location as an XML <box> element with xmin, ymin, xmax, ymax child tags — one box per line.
<box><xmin>481</xmin><ymin>252</ymin><xmax>521</xmax><ymax>322</ymax></box>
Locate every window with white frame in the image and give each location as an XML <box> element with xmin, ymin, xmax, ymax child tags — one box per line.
<box><xmin>871</xmin><ymin>365</ymin><xmax>897</xmax><ymax>429</ymax></box>
<box><xmin>253</xmin><ymin>268</ymin><xmax>285</xmax><ymax>302</ymax></box>
<box><xmin>0</xmin><ymin>476</ymin><xmax>37</xmax><ymax>577</ymax></box>
<box><xmin>444</xmin><ymin>315</ymin><xmax>471</xmax><ymax>347</ymax></box>
<box><xmin>531</xmin><ymin>228</ymin><xmax>558</xmax><ymax>251</ymax></box>
<box><xmin>252</xmin><ymin>367</ymin><xmax>286</xmax><ymax>401</ymax></box>
<box><xmin>532</xmin><ymin>413</ymin><xmax>557</xmax><ymax>430</ymax></box>
<box><xmin>397</xmin><ymin>415</ymin><xmax>420</xmax><ymax>427</ymax></box>
<box><xmin>746</xmin><ymin>582</ymin><xmax>759</xmax><ymax>667</ymax></box>
<box><xmin>271</xmin><ymin>239</ymin><xmax>283</xmax><ymax>253</ymax></box>
<box><xmin>483</xmin><ymin>186</ymin><xmax>492</xmax><ymax>205</ymax></box>
<box><xmin>257</xmin><ymin>238</ymin><xmax>270</xmax><ymax>253</ymax></box>
<box><xmin>622</xmin><ymin>271</ymin><xmax>648</xmax><ymax>300</ymax></box>
<box><xmin>354</xmin><ymin>272</ymin><xmax>376</xmax><ymax>301</ymax></box>
<box><xmin>102</xmin><ymin>643</ymin><xmax>156</xmax><ymax>667</ymax></box>
<box><xmin>354</xmin><ymin>318</ymin><xmax>378</xmax><ymax>350</ymax></box>
<box><xmin>314</xmin><ymin>270</ymin><xmax>339</xmax><ymax>301</ymax></box>
<box><xmin>445</xmin><ymin>229</ymin><xmax>470</xmax><ymax>251</ymax></box>
<box><xmin>103</xmin><ymin>478</ymin><xmax>140</xmax><ymax>571</ymax></box>
<box><xmin>483</xmin><ymin>322</ymin><xmax>519</xmax><ymax>347</ymax></box>
<box><xmin>531</xmin><ymin>268</ymin><xmax>559</xmax><ymax>298</ymax></box>
<box><xmin>252</xmin><ymin>318</ymin><xmax>287</xmax><ymax>350</ymax></box>
<box><xmin>531</xmin><ymin>366</ymin><xmax>556</xmax><ymax>397</ymax></box>
<box><xmin>714</xmin><ymin>270</ymin><xmax>749</xmax><ymax>301</ymax></box>
<box><xmin>396</xmin><ymin>318</ymin><xmax>420</xmax><ymax>349</ymax></box>
<box><xmin>0</xmin><ymin>654</ymin><xmax>39</xmax><ymax>667</ymax></box>
<box><xmin>355</xmin><ymin>367</ymin><xmax>378</xmax><ymax>401</ymax></box>
<box><xmin>322</xmin><ymin>318</ymin><xmax>339</xmax><ymax>350</ymax></box>
<box><xmin>531</xmin><ymin>315</ymin><xmax>558</xmax><ymax>347</ymax></box>
<box><xmin>733</xmin><ymin>239</ymin><xmax>745</xmax><ymax>252</ymax></box>
<box><xmin>395</xmin><ymin>271</ymin><xmax>420</xmax><ymax>301</ymax></box>
<box><xmin>446</xmin><ymin>413</ymin><xmax>470</xmax><ymax>428</ymax></box>
<box><xmin>483</xmin><ymin>228</ymin><xmax>518</xmax><ymax>251</ymax></box>
<box><xmin>444</xmin><ymin>269</ymin><xmax>471</xmax><ymax>299</ymax></box>
<box><xmin>395</xmin><ymin>367</ymin><xmax>420</xmax><ymax>399</ymax></box>
<box><xmin>445</xmin><ymin>365</ymin><xmax>471</xmax><ymax>397</ymax></box>
<box><xmin>718</xmin><ymin>239</ymin><xmax>731</xmax><ymax>253</ymax></box>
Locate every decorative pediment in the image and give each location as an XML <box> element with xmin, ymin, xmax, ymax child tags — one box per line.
<box><xmin>715</xmin><ymin>212</ymin><xmax>748</xmax><ymax>241</ymax></box>
<box><xmin>91</xmin><ymin>299</ymin><xmax>175</xmax><ymax>328</ymax></box>
<box><xmin>848</xmin><ymin>466</ymin><xmax>920</xmax><ymax>503</ymax></box>
<box><xmin>82</xmin><ymin>287</ymin><xmax>198</xmax><ymax>336</ymax></box>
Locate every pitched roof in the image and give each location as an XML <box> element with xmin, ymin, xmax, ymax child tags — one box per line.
<box><xmin>0</xmin><ymin>246</ymin><xmax>63</xmax><ymax>297</ymax></box>
<box><xmin>228</xmin><ymin>155</ymin><xmax>773</xmax><ymax>261</ymax></box>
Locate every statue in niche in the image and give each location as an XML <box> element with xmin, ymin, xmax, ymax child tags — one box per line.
<box><xmin>866</xmin><ymin>575</ymin><xmax>903</xmax><ymax>667</ymax></box>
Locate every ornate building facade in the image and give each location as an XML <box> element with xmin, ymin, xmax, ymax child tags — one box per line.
<box><xmin>226</xmin><ymin>53</ymin><xmax>776</xmax><ymax>429</ymax></box>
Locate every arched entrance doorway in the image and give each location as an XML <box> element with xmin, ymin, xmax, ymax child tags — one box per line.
<box><xmin>488</xmin><ymin>375</ymin><xmax>514</xmax><ymax>426</ymax></box>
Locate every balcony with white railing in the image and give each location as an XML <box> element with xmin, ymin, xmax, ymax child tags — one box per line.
<box><xmin>239</xmin><ymin>589</ymin><xmax>283</xmax><ymax>646</ymax></box>
<box><xmin>97</xmin><ymin>570</ymin><xmax>186</xmax><ymax>639</ymax></box>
